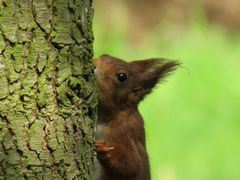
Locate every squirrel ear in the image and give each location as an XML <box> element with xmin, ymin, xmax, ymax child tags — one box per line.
<box><xmin>130</xmin><ymin>58</ymin><xmax>165</xmax><ymax>73</ymax></box>
<box><xmin>131</xmin><ymin>58</ymin><xmax>180</xmax><ymax>96</ymax></box>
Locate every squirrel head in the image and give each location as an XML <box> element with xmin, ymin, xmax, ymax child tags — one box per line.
<box><xmin>93</xmin><ymin>54</ymin><xmax>180</xmax><ymax>112</ymax></box>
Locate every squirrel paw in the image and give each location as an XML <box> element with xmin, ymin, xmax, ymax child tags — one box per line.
<box><xmin>95</xmin><ymin>140</ymin><xmax>114</xmax><ymax>160</ymax></box>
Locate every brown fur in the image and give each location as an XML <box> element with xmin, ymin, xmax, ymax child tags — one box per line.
<box><xmin>93</xmin><ymin>55</ymin><xmax>179</xmax><ymax>180</ymax></box>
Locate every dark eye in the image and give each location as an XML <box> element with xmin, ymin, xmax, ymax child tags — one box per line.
<box><xmin>116</xmin><ymin>73</ymin><xmax>128</xmax><ymax>82</ymax></box>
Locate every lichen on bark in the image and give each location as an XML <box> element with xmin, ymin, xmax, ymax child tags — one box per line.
<box><xmin>0</xmin><ymin>0</ymin><xmax>96</xmax><ymax>179</ymax></box>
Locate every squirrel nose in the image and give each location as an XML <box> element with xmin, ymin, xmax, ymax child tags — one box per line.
<box><xmin>92</xmin><ymin>59</ymin><xmax>99</xmax><ymax>75</ymax></box>
<box><xmin>94</xmin><ymin>66</ymin><xmax>98</xmax><ymax>75</ymax></box>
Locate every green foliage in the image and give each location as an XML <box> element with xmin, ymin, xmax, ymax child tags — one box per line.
<box><xmin>93</xmin><ymin>10</ymin><xmax>240</xmax><ymax>180</ymax></box>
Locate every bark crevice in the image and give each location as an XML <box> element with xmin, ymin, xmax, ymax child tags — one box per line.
<box><xmin>0</xmin><ymin>0</ymin><xmax>96</xmax><ymax>179</ymax></box>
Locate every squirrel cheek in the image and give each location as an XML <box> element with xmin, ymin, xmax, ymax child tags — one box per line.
<box><xmin>98</xmin><ymin>81</ymin><xmax>114</xmax><ymax>100</ymax></box>
<box><xmin>128</xmin><ymin>92</ymin><xmax>139</xmax><ymax>104</ymax></box>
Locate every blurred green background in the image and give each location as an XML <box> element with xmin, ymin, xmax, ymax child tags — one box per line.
<box><xmin>93</xmin><ymin>1</ymin><xmax>240</xmax><ymax>179</ymax></box>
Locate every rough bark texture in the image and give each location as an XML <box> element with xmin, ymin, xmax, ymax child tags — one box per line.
<box><xmin>0</xmin><ymin>0</ymin><xmax>96</xmax><ymax>179</ymax></box>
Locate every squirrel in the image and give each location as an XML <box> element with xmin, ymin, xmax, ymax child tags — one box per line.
<box><xmin>93</xmin><ymin>54</ymin><xmax>179</xmax><ymax>180</ymax></box>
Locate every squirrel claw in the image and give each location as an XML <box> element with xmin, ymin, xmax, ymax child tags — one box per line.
<box><xmin>95</xmin><ymin>140</ymin><xmax>114</xmax><ymax>160</ymax></box>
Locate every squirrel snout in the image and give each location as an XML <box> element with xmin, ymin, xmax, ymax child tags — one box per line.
<box><xmin>93</xmin><ymin>59</ymin><xmax>103</xmax><ymax>80</ymax></box>
<box><xmin>94</xmin><ymin>67</ymin><xmax>99</xmax><ymax>76</ymax></box>
<box><xmin>92</xmin><ymin>59</ymin><xmax>99</xmax><ymax>75</ymax></box>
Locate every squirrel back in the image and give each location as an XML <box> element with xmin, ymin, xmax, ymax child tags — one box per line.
<box><xmin>93</xmin><ymin>55</ymin><xmax>179</xmax><ymax>180</ymax></box>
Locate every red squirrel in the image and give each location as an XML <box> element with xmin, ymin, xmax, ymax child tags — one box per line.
<box><xmin>93</xmin><ymin>55</ymin><xmax>179</xmax><ymax>180</ymax></box>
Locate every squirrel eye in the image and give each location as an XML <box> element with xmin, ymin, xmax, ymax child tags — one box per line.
<box><xmin>116</xmin><ymin>73</ymin><xmax>128</xmax><ymax>82</ymax></box>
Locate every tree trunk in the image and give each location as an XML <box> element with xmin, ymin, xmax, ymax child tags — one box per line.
<box><xmin>0</xmin><ymin>0</ymin><xmax>96</xmax><ymax>179</ymax></box>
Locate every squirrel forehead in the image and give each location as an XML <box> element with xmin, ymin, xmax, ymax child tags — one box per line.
<box><xmin>94</xmin><ymin>55</ymin><xmax>134</xmax><ymax>74</ymax></box>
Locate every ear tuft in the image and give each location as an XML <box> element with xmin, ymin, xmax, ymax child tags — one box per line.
<box><xmin>142</xmin><ymin>59</ymin><xmax>180</xmax><ymax>89</ymax></box>
<box><xmin>130</xmin><ymin>58</ymin><xmax>166</xmax><ymax>73</ymax></box>
<box><xmin>131</xmin><ymin>58</ymin><xmax>180</xmax><ymax>98</ymax></box>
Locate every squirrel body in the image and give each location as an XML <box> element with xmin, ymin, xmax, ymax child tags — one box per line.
<box><xmin>93</xmin><ymin>55</ymin><xmax>179</xmax><ymax>180</ymax></box>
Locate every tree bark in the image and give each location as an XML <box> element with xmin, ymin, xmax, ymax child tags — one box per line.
<box><xmin>0</xmin><ymin>0</ymin><xmax>96</xmax><ymax>179</ymax></box>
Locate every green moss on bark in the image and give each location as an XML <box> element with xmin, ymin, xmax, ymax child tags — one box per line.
<box><xmin>0</xmin><ymin>0</ymin><xmax>96</xmax><ymax>179</ymax></box>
